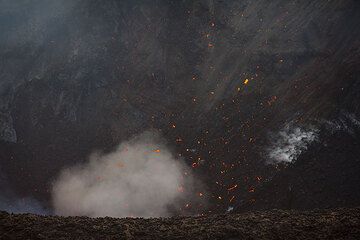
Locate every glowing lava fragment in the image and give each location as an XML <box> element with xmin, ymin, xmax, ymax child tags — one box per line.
<box><xmin>244</xmin><ymin>79</ymin><xmax>249</xmax><ymax>85</ymax></box>
<box><xmin>153</xmin><ymin>149</ymin><xmax>161</xmax><ymax>153</ymax></box>
<box><xmin>227</xmin><ymin>184</ymin><xmax>238</xmax><ymax>191</ymax></box>
<box><xmin>116</xmin><ymin>162</ymin><xmax>125</xmax><ymax>168</ymax></box>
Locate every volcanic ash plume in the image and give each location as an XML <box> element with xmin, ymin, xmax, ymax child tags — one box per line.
<box><xmin>52</xmin><ymin>131</ymin><xmax>195</xmax><ymax>217</ymax></box>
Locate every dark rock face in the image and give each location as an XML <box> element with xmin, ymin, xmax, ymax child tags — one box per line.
<box><xmin>0</xmin><ymin>0</ymin><xmax>359</xmax><ymax>213</ymax></box>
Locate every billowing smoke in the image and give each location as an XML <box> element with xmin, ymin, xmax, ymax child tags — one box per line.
<box><xmin>52</xmin><ymin>131</ymin><xmax>197</xmax><ymax>218</ymax></box>
<box><xmin>267</xmin><ymin>125</ymin><xmax>318</xmax><ymax>164</ymax></box>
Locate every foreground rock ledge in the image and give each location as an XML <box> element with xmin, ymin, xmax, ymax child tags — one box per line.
<box><xmin>1</xmin><ymin>208</ymin><xmax>359</xmax><ymax>240</ymax></box>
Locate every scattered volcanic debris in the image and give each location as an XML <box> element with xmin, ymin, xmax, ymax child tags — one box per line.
<box><xmin>0</xmin><ymin>0</ymin><xmax>359</xmax><ymax>220</ymax></box>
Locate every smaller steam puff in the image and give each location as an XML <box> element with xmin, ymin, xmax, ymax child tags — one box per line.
<box><xmin>267</xmin><ymin>126</ymin><xmax>318</xmax><ymax>164</ymax></box>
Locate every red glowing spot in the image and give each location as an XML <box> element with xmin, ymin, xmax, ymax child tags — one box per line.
<box><xmin>153</xmin><ymin>149</ymin><xmax>161</xmax><ymax>153</ymax></box>
<box><xmin>192</xmin><ymin>162</ymin><xmax>198</xmax><ymax>168</ymax></box>
<box><xmin>267</xmin><ymin>95</ymin><xmax>278</xmax><ymax>106</ymax></box>
<box><xmin>116</xmin><ymin>162</ymin><xmax>125</xmax><ymax>168</ymax></box>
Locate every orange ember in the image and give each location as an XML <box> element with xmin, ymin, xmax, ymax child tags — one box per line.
<box><xmin>116</xmin><ymin>162</ymin><xmax>125</xmax><ymax>168</ymax></box>
<box><xmin>227</xmin><ymin>184</ymin><xmax>238</xmax><ymax>191</ymax></box>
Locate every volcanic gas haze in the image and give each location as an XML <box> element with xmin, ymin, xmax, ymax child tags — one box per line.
<box><xmin>52</xmin><ymin>131</ymin><xmax>199</xmax><ymax>218</ymax></box>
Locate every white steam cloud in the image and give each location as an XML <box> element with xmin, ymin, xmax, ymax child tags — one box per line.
<box><xmin>322</xmin><ymin>111</ymin><xmax>360</xmax><ymax>136</ymax></box>
<box><xmin>52</xmin><ymin>131</ymin><xmax>195</xmax><ymax>218</ymax></box>
<box><xmin>267</xmin><ymin>126</ymin><xmax>318</xmax><ymax>164</ymax></box>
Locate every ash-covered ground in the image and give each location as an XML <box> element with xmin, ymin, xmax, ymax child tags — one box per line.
<box><xmin>1</xmin><ymin>208</ymin><xmax>360</xmax><ymax>240</ymax></box>
<box><xmin>0</xmin><ymin>0</ymin><xmax>359</xmax><ymax>220</ymax></box>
